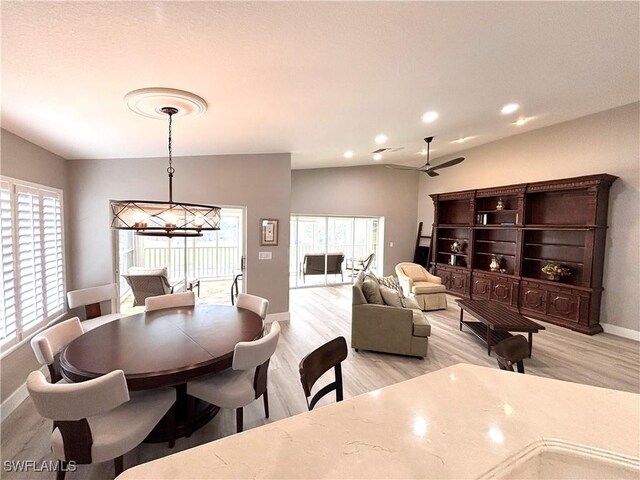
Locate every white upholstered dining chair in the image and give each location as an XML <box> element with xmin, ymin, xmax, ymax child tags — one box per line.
<box><xmin>145</xmin><ymin>291</ymin><xmax>195</xmax><ymax>312</ymax></box>
<box><xmin>27</xmin><ymin>369</ymin><xmax>176</xmax><ymax>480</ymax></box>
<box><xmin>187</xmin><ymin>321</ymin><xmax>281</xmax><ymax>434</ymax></box>
<box><xmin>236</xmin><ymin>293</ymin><xmax>269</xmax><ymax>320</ymax></box>
<box><xmin>67</xmin><ymin>283</ymin><xmax>125</xmax><ymax>331</ymax></box>
<box><xmin>31</xmin><ymin>317</ymin><xmax>84</xmax><ymax>384</ymax></box>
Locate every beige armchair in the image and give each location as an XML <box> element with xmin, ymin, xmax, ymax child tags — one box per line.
<box><xmin>395</xmin><ymin>262</ymin><xmax>447</xmax><ymax>311</ymax></box>
<box><xmin>351</xmin><ymin>274</ymin><xmax>429</xmax><ymax>358</ymax></box>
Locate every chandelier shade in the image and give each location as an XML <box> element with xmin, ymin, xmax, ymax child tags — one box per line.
<box><xmin>110</xmin><ymin>200</ymin><xmax>221</xmax><ymax>237</ymax></box>
<box><xmin>111</xmin><ymin>100</ymin><xmax>221</xmax><ymax>237</ymax></box>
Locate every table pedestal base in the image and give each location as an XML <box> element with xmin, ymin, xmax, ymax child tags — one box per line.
<box><xmin>145</xmin><ymin>385</ymin><xmax>219</xmax><ymax>443</ymax></box>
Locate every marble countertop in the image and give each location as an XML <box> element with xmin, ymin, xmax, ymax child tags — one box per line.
<box><xmin>119</xmin><ymin>364</ymin><xmax>639</xmax><ymax>479</ymax></box>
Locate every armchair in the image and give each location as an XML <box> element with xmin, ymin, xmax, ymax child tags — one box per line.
<box><xmin>122</xmin><ymin>267</ymin><xmax>178</xmax><ymax>307</ymax></box>
<box><xmin>395</xmin><ymin>262</ymin><xmax>447</xmax><ymax>311</ymax></box>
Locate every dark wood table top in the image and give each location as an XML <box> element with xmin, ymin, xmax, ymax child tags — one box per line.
<box><xmin>60</xmin><ymin>305</ymin><xmax>264</xmax><ymax>390</ymax></box>
<box><xmin>456</xmin><ymin>299</ymin><xmax>545</xmax><ymax>332</ymax></box>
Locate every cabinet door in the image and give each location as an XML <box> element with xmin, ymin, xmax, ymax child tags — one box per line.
<box><xmin>438</xmin><ymin>269</ymin><xmax>452</xmax><ymax>290</ymax></box>
<box><xmin>491</xmin><ymin>278</ymin><xmax>514</xmax><ymax>305</ymax></box>
<box><xmin>472</xmin><ymin>276</ymin><xmax>491</xmax><ymax>299</ymax></box>
<box><xmin>520</xmin><ymin>285</ymin><xmax>547</xmax><ymax>313</ymax></box>
<box><xmin>450</xmin><ymin>272</ymin><xmax>469</xmax><ymax>295</ymax></box>
<box><xmin>547</xmin><ymin>291</ymin><xmax>580</xmax><ymax>323</ymax></box>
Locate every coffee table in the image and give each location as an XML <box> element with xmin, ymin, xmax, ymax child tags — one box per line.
<box><xmin>456</xmin><ymin>299</ymin><xmax>545</xmax><ymax>356</ymax></box>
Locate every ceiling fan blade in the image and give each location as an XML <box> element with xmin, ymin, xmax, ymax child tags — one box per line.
<box><xmin>428</xmin><ymin>157</ymin><xmax>465</xmax><ymax>171</ymax></box>
<box><xmin>426</xmin><ymin>170</ymin><xmax>440</xmax><ymax>177</ymax></box>
<box><xmin>386</xmin><ymin>164</ymin><xmax>421</xmax><ymax>171</ymax></box>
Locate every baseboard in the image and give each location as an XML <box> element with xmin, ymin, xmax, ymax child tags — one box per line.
<box><xmin>265</xmin><ymin>312</ymin><xmax>290</xmax><ymax>323</ymax></box>
<box><xmin>600</xmin><ymin>323</ymin><xmax>640</xmax><ymax>341</ymax></box>
<box><xmin>1</xmin><ymin>380</ymin><xmax>30</xmax><ymax>423</ymax></box>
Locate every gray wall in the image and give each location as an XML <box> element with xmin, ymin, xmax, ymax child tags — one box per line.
<box><xmin>67</xmin><ymin>153</ymin><xmax>291</xmax><ymax>314</ymax></box>
<box><xmin>417</xmin><ymin>102</ymin><xmax>640</xmax><ymax>332</ymax></box>
<box><xmin>0</xmin><ymin>129</ymin><xmax>70</xmax><ymax>402</ymax></box>
<box><xmin>291</xmin><ymin>165</ymin><xmax>419</xmax><ymax>276</ymax></box>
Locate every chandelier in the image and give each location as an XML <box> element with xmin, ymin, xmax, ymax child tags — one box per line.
<box><xmin>110</xmin><ymin>102</ymin><xmax>221</xmax><ymax>237</ymax></box>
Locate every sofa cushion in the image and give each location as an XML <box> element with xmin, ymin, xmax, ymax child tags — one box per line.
<box><xmin>362</xmin><ymin>278</ymin><xmax>384</xmax><ymax>305</ymax></box>
<box><xmin>411</xmin><ymin>310</ymin><xmax>431</xmax><ymax>337</ymax></box>
<box><xmin>412</xmin><ymin>282</ymin><xmax>447</xmax><ymax>294</ymax></box>
<box><xmin>379</xmin><ymin>285</ymin><xmax>404</xmax><ymax>308</ymax></box>
<box><xmin>404</xmin><ymin>296</ymin><xmax>421</xmax><ymax>310</ymax></box>
<box><xmin>402</xmin><ymin>264</ymin><xmax>429</xmax><ymax>282</ymax></box>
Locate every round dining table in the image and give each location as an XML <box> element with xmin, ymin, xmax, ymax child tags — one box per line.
<box><xmin>59</xmin><ymin>304</ymin><xmax>264</xmax><ymax>442</ymax></box>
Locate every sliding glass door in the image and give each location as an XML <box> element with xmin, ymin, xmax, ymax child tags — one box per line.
<box><xmin>290</xmin><ymin>215</ymin><xmax>381</xmax><ymax>288</ymax></box>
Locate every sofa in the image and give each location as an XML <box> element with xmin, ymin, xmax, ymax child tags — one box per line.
<box><xmin>351</xmin><ymin>273</ymin><xmax>430</xmax><ymax>358</ymax></box>
<box><xmin>395</xmin><ymin>262</ymin><xmax>447</xmax><ymax>311</ymax></box>
<box><xmin>301</xmin><ymin>253</ymin><xmax>345</xmax><ymax>282</ymax></box>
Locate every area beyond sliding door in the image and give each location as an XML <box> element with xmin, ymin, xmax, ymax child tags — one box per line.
<box><xmin>290</xmin><ymin>215</ymin><xmax>381</xmax><ymax>289</ymax></box>
<box><xmin>115</xmin><ymin>207</ymin><xmax>245</xmax><ymax>312</ymax></box>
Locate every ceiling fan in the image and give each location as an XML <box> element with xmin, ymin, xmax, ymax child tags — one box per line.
<box><xmin>387</xmin><ymin>136</ymin><xmax>465</xmax><ymax>177</ymax></box>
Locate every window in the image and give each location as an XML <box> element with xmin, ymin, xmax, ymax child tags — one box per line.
<box><xmin>1</xmin><ymin>176</ymin><xmax>65</xmax><ymax>350</ymax></box>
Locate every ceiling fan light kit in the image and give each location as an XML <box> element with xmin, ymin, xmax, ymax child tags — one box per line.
<box><xmin>111</xmin><ymin>90</ymin><xmax>221</xmax><ymax>238</ymax></box>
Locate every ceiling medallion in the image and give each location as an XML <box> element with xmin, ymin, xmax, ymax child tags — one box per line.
<box><xmin>124</xmin><ymin>87</ymin><xmax>208</xmax><ymax>119</ymax></box>
<box><xmin>111</xmin><ymin>91</ymin><xmax>220</xmax><ymax>238</ymax></box>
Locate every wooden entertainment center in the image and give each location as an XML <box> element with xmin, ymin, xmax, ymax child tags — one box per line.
<box><xmin>430</xmin><ymin>174</ymin><xmax>617</xmax><ymax>334</ymax></box>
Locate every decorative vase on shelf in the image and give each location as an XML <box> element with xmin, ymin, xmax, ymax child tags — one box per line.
<box><xmin>489</xmin><ymin>256</ymin><xmax>500</xmax><ymax>272</ymax></box>
<box><xmin>496</xmin><ymin>198</ymin><xmax>505</xmax><ymax>211</ymax></box>
<box><xmin>451</xmin><ymin>240</ymin><xmax>461</xmax><ymax>253</ymax></box>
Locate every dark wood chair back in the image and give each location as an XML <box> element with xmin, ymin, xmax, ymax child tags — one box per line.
<box><xmin>495</xmin><ymin>335</ymin><xmax>529</xmax><ymax>374</ymax></box>
<box><xmin>299</xmin><ymin>336</ymin><xmax>348</xmax><ymax>411</ymax></box>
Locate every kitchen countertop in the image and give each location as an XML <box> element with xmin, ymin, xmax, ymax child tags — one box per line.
<box><xmin>118</xmin><ymin>364</ymin><xmax>640</xmax><ymax>479</ymax></box>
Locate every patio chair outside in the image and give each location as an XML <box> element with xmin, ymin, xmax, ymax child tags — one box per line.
<box><xmin>122</xmin><ymin>267</ymin><xmax>175</xmax><ymax>307</ymax></box>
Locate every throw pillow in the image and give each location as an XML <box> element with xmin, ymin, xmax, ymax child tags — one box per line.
<box><xmin>379</xmin><ymin>285</ymin><xmax>404</xmax><ymax>308</ymax></box>
<box><xmin>378</xmin><ymin>275</ymin><xmax>406</xmax><ymax>307</ymax></box>
<box><xmin>403</xmin><ymin>296</ymin><xmax>422</xmax><ymax>310</ymax></box>
<box><xmin>362</xmin><ymin>278</ymin><xmax>384</xmax><ymax>305</ymax></box>
<box><xmin>402</xmin><ymin>265</ymin><xmax>429</xmax><ymax>282</ymax></box>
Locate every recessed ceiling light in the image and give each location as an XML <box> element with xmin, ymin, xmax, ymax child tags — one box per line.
<box><xmin>513</xmin><ymin>117</ymin><xmax>532</xmax><ymax>126</ymax></box>
<box><xmin>451</xmin><ymin>136</ymin><xmax>473</xmax><ymax>144</ymax></box>
<box><xmin>373</xmin><ymin>153</ymin><xmax>383</xmax><ymax>161</ymax></box>
<box><xmin>343</xmin><ymin>150</ymin><xmax>354</xmax><ymax>158</ymax></box>
<box><xmin>374</xmin><ymin>134</ymin><xmax>388</xmax><ymax>145</ymax></box>
<box><xmin>501</xmin><ymin>103</ymin><xmax>520</xmax><ymax>114</ymax></box>
<box><xmin>421</xmin><ymin>111</ymin><xmax>439</xmax><ymax>123</ymax></box>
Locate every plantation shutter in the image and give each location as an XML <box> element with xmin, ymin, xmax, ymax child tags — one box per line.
<box><xmin>16</xmin><ymin>184</ymin><xmax>45</xmax><ymax>333</ymax></box>
<box><xmin>1</xmin><ymin>177</ymin><xmax>66</xmax><ymax>350</ymax></box>
<box><xmin>42</xmin><ymin>190</ymin><xmax>65</xmax><ymax>318</ymax></box>
<box><xmin>0</xmin><ymin>181</ymin><xmax>17</xmax><ymax>346</ymax></box>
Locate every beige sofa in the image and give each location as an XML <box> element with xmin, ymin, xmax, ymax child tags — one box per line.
<box><xmin>395</xmin><ymin>262</ymin><xmax>447</xmax><ymax>311</ymax></box>
<box><xmin>351</xmin><ymin>275</ymin><xmax>430</xmax><ymax>358</ymax></box>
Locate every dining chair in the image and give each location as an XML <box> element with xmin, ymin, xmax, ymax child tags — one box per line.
<box><xmin>67</xmin><ymin>283</ymin><xmax>125</xmax><ymax>331</ymax></box>
<box><xmin>299</xmin><ymin>336</ymin><xmax>348</xmax><ymax>411</ymax></box>
<box><xmin>31</xmin><ymin>317</ymin><xmax>84</xmax><ymax>384</ymax></box>
<box><xmin>494</xmin><ymin>335</ymin><xmax>529</xmax><ymax>374</ymax></box>
<box><xmin>145</xmin><ymin>291</ymin><xmax>195</xmax><ymax>312</ymax></box>
<box><xmin>187</xmin><ymin>321</ymin><xmax>281</xmax><ymax>434</ymax></box>
<box><xmin>236</xmin><ymin>293</ymin><xmax>269</xmax><ymax>320</ymax></box>
<box><xmin>27</xmin><ymin>369</ymin><xmax>176</xmax><ymax>480</ymax></box>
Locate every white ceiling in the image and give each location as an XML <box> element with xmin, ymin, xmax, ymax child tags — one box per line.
<box><xmin>2</xmin><ymin>2</ymin><xmax>638</xmax><ymax>169</ymax></box>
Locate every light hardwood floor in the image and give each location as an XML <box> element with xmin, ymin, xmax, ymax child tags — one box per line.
<box><xmin>2</xmin><ymin>286</ymin><xmax>639</xmax><ymax>479</ymax></box>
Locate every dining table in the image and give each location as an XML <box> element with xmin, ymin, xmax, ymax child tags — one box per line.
<box><xmin>59</xmin><ymin>304</ymin><xmax>264</xmax><ymax>442</ymax></box>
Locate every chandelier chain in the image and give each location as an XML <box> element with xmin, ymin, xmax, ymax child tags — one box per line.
<box><xmin>167</xmin><ymin>110</ymin><xmax>175</xmax><ymax>175</ymax></box>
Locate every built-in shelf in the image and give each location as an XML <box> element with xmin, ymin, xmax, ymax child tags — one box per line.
<box><xmin>525</xmin><ymin>242</ymin><xmax>585</xmax><ymax>248</ymax></box>
<box><xmin>476</xmin><ymin>252</ymin><xmax>516</xmax><ymax>258</ymax></box>
<box><xmin>524</xmin><ymin>257</ymin><xmax>584</xmax><ymax>266</ymax></box>
<box><xmin>477</xmin><ymin>209</ymin><xmax>518</xmax><ymax>213</ymax></box>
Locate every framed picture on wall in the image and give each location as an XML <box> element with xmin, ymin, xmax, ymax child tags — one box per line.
<box><xmin>260</xmin><ymin>218</ymin><xmax>279</xmax><ymax>246</ymax></box>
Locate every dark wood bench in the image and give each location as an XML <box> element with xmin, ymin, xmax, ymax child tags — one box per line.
<box><xmin>456</xmin><ymin>299</ymin><xmax>545</xmax><ymax>357</ymax></box>
<box><xmin>301</xmin><ymin>253</ymin><xmax>345</xmax><ymax>283</ymax></box>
